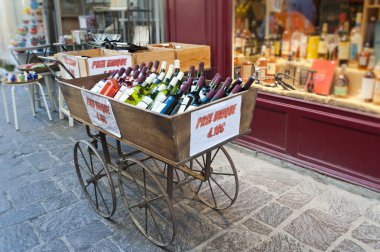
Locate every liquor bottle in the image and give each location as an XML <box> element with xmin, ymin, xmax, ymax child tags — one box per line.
<box><xmin>199</xmin><ymin>73</ymin><xmax>220</xmax><ymax>102</ymax></box>
<box><xmin>177</xmin><ymin>76</ymin><xmax>206</xmax><ymax>113</ymax></box>
<box><xmin>365</xmin><ymin>16</ymin><xmax>377</xmax><ymax>48</ymax></box>
<box><xmin>361</xmin><ymin>56</ymin><xmax>376</xmax><ymax>102</ymax></box>
<box><xmin>335</xmin><ymin>13</ymin><xmax>346</xmax><ymax>35</ymax></box>
<box><xmin>334</xmin><ymin>64</ymin><xmax>349</xmax><ymax>98</ymax></box>
<box><xmin>241</xmin><ymin>75</ymin><xmax>255</xmax><ymax>90</ymax></box>
<box><xmin>307</xmin><ymin>30</ymin><xmax>319</xmax><ymax>60</ymax></box>
<box><xmin>240</xmin><ymin>59</ymin><xmax>253</xmax><ymax>82</ymax></box>
<box><xmin>150</xmin><ymin>72</ymin><xmax>184</xmax><ymax>112</ymax></box>
<box><xmin>191</xmin><ymin>62</ymin><xmax>205</xmax><ymax>91</ymax></box>
<box><xmin>291</xmin><ymin>18</ymin><xmax>306</xmax><ymax>60</ymax></box>
<box><xmin>373</xmin><ymin>72</ymin><xmax>380</xmax><ymax>105</ymax></box>
<box><xmin>200</xmin><ymin>75</ymin><xmax>222</xmax><ymax>104</ymax></box>
<box><xmin>99</xmin><ymin>68</ymin><xmax>126</xmax><ymax>95</ymax></box>
<box><xmin>226</xmin><ymin>77</ymin><xmax>243</xmax><ymax>95</ymax></box>
<box><xmin>256</xmin><ymin>41</ymin><xmax>268</xmax><ymax>82</ymax></box>
<box><xmin>338</xmin><ymin>21</ymin><xmax>350</xmax><ymax>66</ymax></box>
<box><xmin>349</xmin><ymin>13</ymin><xmax>362</xmax><ymax>67</ymax></box>
<box><xmin>150</xmin><ymin>60</ymin><xmax>160</xmax><ymax>74</ymax></box>
<box><xmin>160</xmin><ymin>76</ymin><xmax>193</xmax><ymax>115</ymax></box>
<box><xmin>210</xmin><ymin>77</ymin><xmax>232</xmax><ymax>102</ymax></box>
<box><xmin>358</xmin><ymin>43</ymin><xmax>372</xmax><ymax>70</ymax></box>
<box><xmin>267</xmin><ymin>47</ymin><xmax>276</xmax><ymax>83</ymax></box>
<box><xmin>174</xmin><ymin>59</ymin><xmax>180</xmax><ymax>76</ymax></box>
<box><xmin>150</xmin><ymin>64</ymin><xmax>175</xmax><ymax>99</ymax></box>
<box><xmin>124</xmin><ymin>74</ymin><xmax>156</xmax><ymax>105</ymax></box>
<box><xmin>274</xmin><ymin>22</ymin><xmax>283</xmax><ymax>58</ymax></box>
<box><xmin>318</xmin><ymin>23</ymin><xmax>328</xmax><ymax>59</ymax></box>
<box><xmin>281</xmin><ymin>17</ymin><xmax>291</xmax><ymax>59</ymax></box>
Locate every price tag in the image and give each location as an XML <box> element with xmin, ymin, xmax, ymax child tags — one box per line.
<box><xmin>81</xmin><ymin>90</ymin><xmax>121</xmax><ymax>138</ymax></box>
<box><xmin>87</xmin><ymin>55</ymin><xmax>132</xmax><ymax>75</ymax></box>
<box><xmin>190</xmin><ymin>96</ymin><xmax>241</xmax><ymax>156</ymax></box>
<box><xmin>61</xmin><ymin>55</ymin><xmax>80</xmax><ymax>79</ymax></box>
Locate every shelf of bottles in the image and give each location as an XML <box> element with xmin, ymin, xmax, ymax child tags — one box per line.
<box><xmin>89</xmin><ymin>60</ymin><xmax>254</xmax><ymax>116</ymax></box>
<box><xmin>234</xmin><ymin>2</ymin><xmax>380</xmax><ymax>110</ymax></box>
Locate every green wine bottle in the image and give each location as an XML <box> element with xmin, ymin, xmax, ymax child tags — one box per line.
<box><xmin>124</xmin><ymin>74</ymin><xmax>156</xmax><ymax>105</ymax></box>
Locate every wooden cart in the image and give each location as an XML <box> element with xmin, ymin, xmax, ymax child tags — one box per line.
<box><xmin>57</xmin><ymin>73</ymin><xmax>257</xmax><ymax>247</ymax></box>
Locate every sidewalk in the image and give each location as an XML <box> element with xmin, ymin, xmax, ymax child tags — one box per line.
<box><xmin>0</xmin><ymin>87</ymin><xmax>379</xmax><ymax>251</ymax></box>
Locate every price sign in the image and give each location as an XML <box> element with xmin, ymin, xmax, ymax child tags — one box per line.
<box><xmin>190</xmin><ymin>96</ymin><xmax>241</xmax><ymax>156</ymax></box>
<box><xmin>81</xmin><ymin>90</ymin><xmax>121</xmax><ymax>138</ymax></box>
<box><xmin>61</xmin><ymin>55</ymin><xmax>80</xmax><ymax>79</ymax></box>
<box><xmin>87</xmin><ymin>55</ymin><xmax>132</xmax><ymax>75</ymax></box>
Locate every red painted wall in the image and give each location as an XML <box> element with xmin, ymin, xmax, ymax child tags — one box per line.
<box><xmin>166</xmin><ymin>0</ymin><xmax>233</xmax><ymax>78</ymax></box>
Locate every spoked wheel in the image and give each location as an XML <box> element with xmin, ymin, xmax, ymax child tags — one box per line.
<box><xmin>189</xmin><ymin>146</ymin><xmax>239</xmax><ymax>210</ymax></box>
<box><xmin>74</xmin><ymin>140</ymin><xmax>116</xmax><ymax>218</ymax></box>
<box><xmin>151</xmin><ymin>158</ymin><xmax>188</xmax><ymax>183</ymax></box>
<box><xmin>118</xmin><ymin>158</ymin><xmax>176</xmax><ymax>247</ymax></box>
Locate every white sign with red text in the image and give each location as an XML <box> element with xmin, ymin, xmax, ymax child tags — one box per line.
<box><xmin>87</xmin><ymin>55</ymin><xmax>132</xmax><ymax>75</ymax></box>
<box><xmin>61</xmin><ymin>55</ymin><xmax>80</xmax><ymax>79</ymax></box>
<box><xmin>81</xmin><ymin>90</ymin><xmax>121</xmax><ymax>138</ymax></box>
<box><xmin>190</xmin><ymin>96</ymin><xmax>242</xmax><ymax>156</ymax></box>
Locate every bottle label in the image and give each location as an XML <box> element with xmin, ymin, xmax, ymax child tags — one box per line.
<box><xmin>241</xmin><ymin>64</ymin><xmax>252</xmax><ymax>80</ymax></box>
<box><xmin>136</xmin><ymin>96</ymin><xmax>153</xmax><ymax>109</ymax></box>
<box><xmin>338</xmin><ymin>42</ymin><xmax>349</xmax><ymax>60</ymax></box>
<box><xmin>119</xmin><ymin>88</ymin><xmax>134</xmax><ymax>102</ymax></box>
<box><xmin>350</xmin><ymin>44</ymin><xmax>358</xmax><ymax>61</ymax></box>
<box><xmin>157</xmin><ymin>84</ymin><xmax>166</xmax><ymax>92</ymax></box>
<box><xmin>361</xmin><ymin>77</ymin><xmax>375</xmax><ymax>99</ymax></box>
<box><xmin>318</xmin><ymin>41</ymin><xmax>327</xmax><ymax>54</ymax></box>
<box><xmin>359</xmin><ymin>56</ymin><xmax>367</xmax><ymax>67</ymax></box>
<box><xmin>274</xmin><ymin>41</ymin><xmax>281</xmax><ymax>56</ymax></box>
<box><xmin>267</xmin><ymin>63</ymin><xmax>276</xmax><ymax>75</ymax></box>
<box><xmin>282</xmin><ymin>41</ymin><xmax>290</xmax><ymax>56</ymax></box>
<box><xmin>334</xmin><ymin>86</ymin><xmax>348</xmax><ymax>96</ymax></box>
<box><xmin>374</xmin><ymin>80</ymin><xmax>380</xmax><ymax>103</ymax></box>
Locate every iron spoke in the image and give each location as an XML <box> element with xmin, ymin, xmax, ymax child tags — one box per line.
<box><xmin>196</xmin><ymin>181</ymin><xmax>203</xmax><ymax>194</ymax></box>
<box><xmin>211</xmin><ymin>148</ymin><xmax>220</xmax><ymax>164</ymax></box>
<box><xmin>202</xmin><ymin>154</ymin><xmax>206</xmax><ymax>167</ymax></box>
<box><xmin>148</xmin><ymin>203</ymin><xmax>172</xmax><ymax>228</ymax></box>
<box><xmin>126</xmin><ymin>166</ymin><xmax>144</xmax><ymax>195</ymax></box>
<box><xmin>88</xmin><ymin>149</ymin><xmax>95</xmax><ymax>173</ymax></box>
<box><xmin>78</xmin><ymin>146</ymin><xmax>92</xmax><ymax>174</ymax></box>
<box><xmin>210</xmin><ymin>176</ymin><xmax>233</xmax><ymax>201</ymax></box>
<box><xmin>148</xmin><ymin>207</ymin><xmax>165</xmax><ymax>243</ymax></box>
<box><xmin>94</xmin><ymin>184</ymin><xmax>99</xmax><ymax>210</ymax></box>
<box><xmin>96</xmin><ymin>183</ymin><xmax>110</xmax><ymax>214</ymax></box>
<box><xmin>78</xmin><ymin>165</ymin><xmax>92</xmax><ymax>177</ymax></box>
<box><xmin>145</xmin><ymin>207</ymin><xmax>148</xmax><ymax>235</ymax></box>
<box><xmin>195</xmin><ymin>158</ymin><xmax>205</xmax><ymax>170</ymax></box>
<box><xmin>208</xmin><ymin>179</ymin><xmax>217</xmax><ymax>208</ymax></box>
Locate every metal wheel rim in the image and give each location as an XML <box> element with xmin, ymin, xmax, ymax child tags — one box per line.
<box><xmin>189</xmin><ymin>146</ymin><xmax>239</xmax><ymax>210</ymax></box>
<box><xmin>74</xmin><ymin>140</ymin><xmax>116</xmax><ymax>218</ymax></box>
<box><xmin>118</xmin><ymin>157</ymin><xmax>176</xmax><ymax>247</ymax></box>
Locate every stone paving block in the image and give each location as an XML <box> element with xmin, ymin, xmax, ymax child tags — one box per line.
<box><xmin>313</xmin><ymin>189</ymin><xmax>375</xmax><ymax>223</ymax></box>
<box><xmin>25</xmin><ymin>151</ymin><xmax>59</xmax><ymax>171</ymax></box>
<box><xmin>203</xmin><ymin>186</ymin><xmax>273</xmax><ymax>229</ymax></box>
<box><xmin>66</xmin><ymin>221</ymin><xmax>113</xmax><ymax>250</ymax></box>
<box><xmin>55</xmin><ymin>170</ymin><xmax>85</xmax><ymax>198</ymax></box>
<box><xmin>0</xmin><ymin>159</ymin><xmax>34</xmax><ymax>183</ymax></box>
<box><xmin>31</xmin><ymin>201</ymin><xmax>101</xmax><ymax>242</ymax></box>
<box><xmin>254</xmin><ymin>202</ymin><xmax>293</xmax><ymax>228</ymax></box>
<box><xmin>41</xmin><ymin>191</ymin><xmax>78</xmax><ymax>212</ymax></box>
<box><xmin>0</xmin><ymin>222</ymin><xmax>39</xmax><ymax>251</ymax></box>
<box><xmin>284</xmin><ymin>208</ymin><xmax>350</xmax><ymax>251</ymax></box>
<box><xmin>365</xmin><ymin>205</ymin><xmax>380</xmax><ymax>224</ymax></box>
<box><xmin>83</xmin><ymin>238</ymin><xmax>120</xmax><ymax>252</ymax></box>
<box><xmin>0</xmin><ymin>175</ymin><xmax>30</xmax><ymax>192</ymax></box>
<box><xmin>50</xmin><ymin>162</ymin><xmax>74</xmax><ymax>176</ymax></box>
<box><xmin>31</xmin><ymin>239</ymin><xmax>69</xmax><ymax>252</ymax></box>
<box><xmin>6</xmin><ymin>178</ymin><xmax>62</xmax><ymax>207</ymax></box>
<box><xmin>352</xmin><ymin>221</ymin><xmax>380</xmax><ymax>250</ymax></box>
<box><xmin>111</xmin><ymin>232</ymin><xmax>163</xmax><ymax>252</ymax></box>
<box><xmin>250</xmin><ymin>233</ymin><xmax>308</xmax><ymax>252</ymax></box>
<box><xmin>0</xmin><ymin>202</ymin><xmax>46</xmax><ymax>228</ymax></box>
<box><xmin>276</xmin><ymin>180</ymin><xmax>327</xmax><ymax>209</ymax></box>
<box><xmin>169</xmin><ymin>203</ymin><xmax>222</xmax><ymax>251</ymax></box>
<box><xmin>242</xmin><ymin>218</ymin><xmax>272</xmax><ymax>235</ymax></box>
<box><xmin>0</xmin><ymin>193</ymin><xmax>11</xmax><ymax>214</ymax></box>
<box><xmin>203</xmin><ymin>225</ymin><xmax>261</xmax><ymax>251</ymax></box>
<box><xmin>332</xmin><ymin>239</ymin><xmax>366</xmax><ymax>252</ymax></box>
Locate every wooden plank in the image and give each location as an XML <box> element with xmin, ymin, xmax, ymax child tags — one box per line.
<box><xmin>133</xmin><ymin>47</ymin><xmax>175</xmax><ymax>69</ymax></box>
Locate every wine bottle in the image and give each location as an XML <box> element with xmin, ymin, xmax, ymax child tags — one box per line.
<box><xmin>169</xmin><ymin>77</ymin><xmax>194</xmax><ymax>115</ymax></box>
<box><xmin>227</xmin><ymin>76</ymin><xmax>255</xmax><ymax>96</ymax></box>
<box><xmin>198</xmin><ymin>74</ymin><xmax>221</xmax><ymax>102</ymax></box>
<box><xmin>160</xmin><ymin>76</ymin><xmax>193</xmax><ymax>115</ymax></box>
<box><xmin>99</xmin><ymin>68</ymin><xmax>126</xmax><ymax>95</ymax></box>
<box><xmin>118</xmin><ymin>66</ymin><xmax>133</xmax><ymax>82</ymax></box>
<box><xmin>174</xmin><ymin>59</ymin><xmax>180</xmax><ymax>76</ymax></box>
<box><xmin>150</xmin><ymin>72</ymin><xmax>184</xmax><ymax>112</ymax></box>
<box><xmin>146</xmin><ymin>61</ymin><xmax>153</xmax><ymax>73</ymax></box>
<box><xmin>177</xmin><ymin>76</ymin><xmax>206</xmax><ymax>113</ymax></box>
<box><xmin>90</xmin><ymin>70</ymin><xmax>117</xmax><ymax>93</ymax></box>
<box><xmin>200</xmin><ymin>75</ymin><xmax>222</xmax><ymax>104</ymax></box>
<box><xmin>226</xmin><ymin>78</ymin><xmax>243</xmax><ymax>95</ymax></box>
<box><xmin>124</xmin><ymin>74</ymin><xmax>156</xmax><ymax>105</ymax></box>
<box><xmin>150</xmin><ymin>60</ymin><xmax>160</xmax><ymax>74</ymax></box>
<box><xmin>150</xmin><ymin>64</ymin><xmax>175</xmax><ymax>100</ymax></box>
<box><xmin>159</xmin><ymin>61</ymin><xmax>167</xmax><ymax>74</ymax></box>
<box><xmin>210</xmin><ymin>77</ymin><xmax>232</xmax><ymax>102</ymax></box>
<box><xmin>191</xmin><ymin>62</ymin><xmax>205</xmax><ymax>91</ymax></box>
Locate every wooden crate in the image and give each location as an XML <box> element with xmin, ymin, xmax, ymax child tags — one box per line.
<box><xmin>150</xmin><ymin>42</ymin><xmax>211</xmax><ymax>71</ymax></box>
<box><xmin>55</xmin><ymin>47</ymin><xmax>175</xmax><ymax>79</ymax></box>
<box><xmin>58</xmin><ymin>74</ymin><xmax>257</xmax><ymax>165</ymax></box>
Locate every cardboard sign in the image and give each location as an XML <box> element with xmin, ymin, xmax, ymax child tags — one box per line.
<box><xmin>310</xmin><ymin>59</ymin><xmax>337</xmax><ymax>95</ymax></box>
<box><xmin>61</xmin><ymin>55</ymin><xmax>80</xmax><ymax>79</ymax></box>
<box><xmin>87</xmin><ymin>55</ymin><xmax>132</xmax><ymax>75</ymax></box>
<box><xmin>190</xmin><ymin>96</ymin><xmax>242</xmax><ymax>156</ymax></box>
<box><xmin>81</xmin><ymin>90</ymin><xmax>121</xmax><ymax>138</ymax></box>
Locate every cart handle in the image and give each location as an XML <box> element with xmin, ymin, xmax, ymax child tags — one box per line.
<box><xmin>37</xmin><ymin>56</ymin><xmax>75</xmax><ymax>79</ymax></box>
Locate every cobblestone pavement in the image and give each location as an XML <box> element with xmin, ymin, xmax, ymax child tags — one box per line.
<box><xmin>1</xmin><ymin>86</ymin><xmax>380</xmax><ymax>251</ymax></box>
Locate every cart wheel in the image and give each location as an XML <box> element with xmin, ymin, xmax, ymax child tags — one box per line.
<box><xmin>152</xmin><ymin>159</ymin><xmax>188</xmax><ymax>183</ymax></box>
<box><xmin>189</xmin><ymin>146</ymin><xmax>239</xmax><ymax>210</ymax></box>
<box><xmin>118</xmin><ymin>158</ymin><xmax>176</xmax><ymax>247</ymax></box>
<box><xmin>74</xmin><ymin>140</ymin><xmax>116</xmax><ymax>218</ymax></box>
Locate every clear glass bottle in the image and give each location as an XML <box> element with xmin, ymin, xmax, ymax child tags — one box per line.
<box><xmin>334</xmin><ymin>64</ymin><xmax>349</xmax><ymax>98</ymax></box>
<box><xmin>361</xmin><ymin>56</ymin><xmax>376</xmax><ymax>102</ymax></box>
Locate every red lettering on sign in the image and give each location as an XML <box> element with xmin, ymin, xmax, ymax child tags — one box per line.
<box><xmin>213</xmin><ymin>104</ymin><xmax>237</xmax><ymax>122</ymax></box>
<box><xmin>96</xmin><ymin>112</ymin><xmax>107</xmax><ymax>124</ymax></box>
<box><xmin>207</xmin><ymin>122</ymin><xmax>226</xmax><ymax>138</ymax></box>
<box><xmin>196</xmin><ymin>113</ymin><xmax>213</xmax><ymax>129</ymax></box>
<box><xmin>92</xmin><ymin>60</ymin><xmax>106</xmax><ymax>69</ymax></box>
<box><xmin>86</xmin><ymin>97</ymin><xmax>95</xmax><ymax>108</ymax></box>
<box><xmin>94</xmin><ymin>101</ymin><xmax>110</xmax><ymax>114</ymax></box>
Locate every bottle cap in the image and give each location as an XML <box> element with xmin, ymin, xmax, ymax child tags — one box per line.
<box><xmin>147</xmin><ymin>61</ymin><xmax>153</xmax><ymax>71</ymax></box>
<box><xmin>188</xmin><ymin>65</ymin><xmax>195</xmax><ymax>75</ymax></box>
<box><xmin>174</xmin><ymin>59</ymin><xmax>180</xmax><ymax>68</ymax></box>
<box><xmin>153</xmin><ymin>60</ymin><xmax>160</xmax><ymax>70</ymax></box>
<box><xmin>197</xmin><ymin>76</ymin><xmax>206</xmax><ymax>87</ymax></box>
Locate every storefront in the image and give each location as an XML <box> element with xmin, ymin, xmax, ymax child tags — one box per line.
<box><xmin>166</xmin><ymin>0</ymin><xmax>380</xmax><ymax>191</ymax></box>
